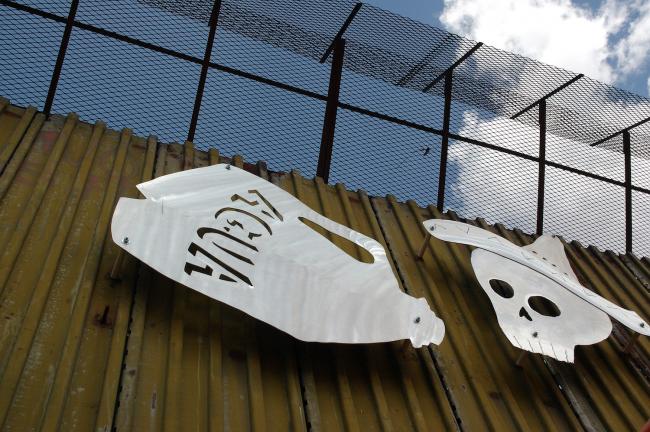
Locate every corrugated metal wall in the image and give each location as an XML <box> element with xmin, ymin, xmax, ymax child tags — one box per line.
<box><xmin>0</xmin><ymin>100</ymin><xmax>648</xmax><ymax>431</ymax></box>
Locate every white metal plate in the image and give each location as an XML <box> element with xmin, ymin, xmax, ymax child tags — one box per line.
<box><xmin>111</xmin><ymin>164</ymin><xmax>445</xmax><ymax>347</ymax></box>
<box><xmin>472</xmin><ymin>248</ymin><xmax>611</xmax><ymax>362</ymax></box>
<box><xmin>422</xmin><ymin>218</ymin><xmax>649</xmax><ymax>361</ymax></box>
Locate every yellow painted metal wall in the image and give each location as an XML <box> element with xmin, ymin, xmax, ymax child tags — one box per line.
<box><xmin>0</xmin><ymin>100</ymin><xmax>648</xmax><ymax>431</ymax></box>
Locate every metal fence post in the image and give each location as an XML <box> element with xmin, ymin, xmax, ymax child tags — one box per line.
<box><xmin>187</xmin><ymin>0</ymin><xmax>221</xmax><ymax>143</ymax></box>
<box><xmin>43</xmin><ymin>0</ymin><xmax>79</xmax><ymax>117</ymax></box>
<box><xmin>316</xmin><ymin>38</ymin><xmax>345</xmax><ymax>183</ymax></box>
<box><xmin>623</xmin><ymin>130</ymin><xmax>632</xmax><ymax>254</ymax></box>
<box><xmin>436</xmin><ymin>71</ymin><xmax>453</xmax><ymax>210</ymax></box>
<box><xmin>536</xmin><ymin>99</ymin><xmax>546</xmax><ymax>236</ymax></box>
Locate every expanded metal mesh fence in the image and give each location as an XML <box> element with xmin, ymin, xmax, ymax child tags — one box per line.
<box><xmin>1</xmin><ymin>0</ymin><xmax>649</xmax><ymax>256</ymax></box>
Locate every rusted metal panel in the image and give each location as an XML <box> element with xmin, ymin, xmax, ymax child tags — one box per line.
<box><xmin>275</xmin><ymin>172</ymin><xmax>459</xmax><ymax>432</ymax></box>
<box><xmin>115</xmin><ymin>146</ymin><xmax>308</xmax><ymax>432</ymax></box>
<box><xmin>372</xmin><ymin>197</ymin><xmax>649</xmax><ymax>431</ymax></box>
<box><xmin>115</xmin><ymin>151</ymin><xmax>459</xmax><ymax>432</ymax></box>
<box><xmin>0</xmin><ymin>104</ymin><xmax>151</xmax><ymax>431</ymax></box>
<box><xmin>0</xmin><ymin>101</ymin><xmax>37</xmax><ymax>173</ymax></box>
<box><xmin>481</xmin><ymin>222</ymin><xmax>649</xmax><ymax>431</ymax></box>
<box><xmin>0</xmin><ymin>100</ymin><xmax>648</xmax><ymax>431</ymax></box>
<box><xmin>372</xmin><ymin>198</ymin><xmax>583</xmax><ymax>431</ymax></box>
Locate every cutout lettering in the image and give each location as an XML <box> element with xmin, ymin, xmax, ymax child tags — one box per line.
<box><xmin>184</xmin><ymin>190</ymin><xmax>282</xmax><ymax>287</ymax></box>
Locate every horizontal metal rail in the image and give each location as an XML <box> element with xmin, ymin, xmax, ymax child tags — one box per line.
<box><xmin>2</xmin><ymin>0</ymin><xmax>648</xmax><ymax>198</ymax></box>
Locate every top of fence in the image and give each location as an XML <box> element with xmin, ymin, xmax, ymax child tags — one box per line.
<box><xmin>142</xmin><ymin>0</ymin><xmax>650</xmax><ymax>156</ymax></box>
<box><xmin>3</xmin><ymin>0</ymin><xmax>650</xmax><ymax>256</ymax></box>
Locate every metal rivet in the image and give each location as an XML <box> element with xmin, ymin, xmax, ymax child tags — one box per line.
<box><xmin>641</xmin><ymin>323</ymin><xmax>646</xmax><ymax>328</ymax></box>
<box><xmin>429</xmin><ymin>226</ymin><xmax>435</xmax><ymax>231</ymax></box>
<box><xmin>122</xmin><ymin>237</ymin><xmax>129</xmax><ymax>245</ymax></box>
<box><xmin>414</xmin><ymin>317</ymin><xmax>421</xmax><ymax>324</ymax></box>
<box><xmin>532</xmin><ymin>331</ymin><xmax>538</xmax><ymax>338</ymax></box>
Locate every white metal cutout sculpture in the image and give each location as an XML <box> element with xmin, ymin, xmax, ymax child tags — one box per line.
<box><xmin>421</xmin><ymin>219</ymin><xmax>649</xmax><ymax>362</ymax></box>
<box><xmin>111</xmin><ymin>164</ymin><xmax>445</xmax><ymax>347</ymax></box>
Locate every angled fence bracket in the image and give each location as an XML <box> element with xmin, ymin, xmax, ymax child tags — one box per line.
<box><xmin>316</xmin><ymin>38</ymin><xmax>345</xmax><ymax>183</ymax></box>
<box><xmin>187</xmin><ymin>0</ymin><xmax>222</xmax><ymax>143</ymax></box>
<box><xmin>43</xmin><ymin>0</ymin><xmax>79</xmax><ymax>117</ymax></box>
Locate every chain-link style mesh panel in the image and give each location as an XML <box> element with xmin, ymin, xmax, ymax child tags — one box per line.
<box><xmin>76</xmin><ymin>0</ymin><xmax>208</xmax><ymax>57</ymax></box>
<box><xmin>547</xmin><ymin>76</ymin><xmax>650</xmax><ymax>147</ymax></box>
<box><xmin>631</xmin><ymin>124</ymin><xmax>650</xmax><ymax>257</ymax></box>
<box><xmin>546</xmin><ymin>130</ymin><xmax>625</xmax><ymax>183</ymax></box>
<box><xmin>0</xmin><ymin>6</ymin><xmax>64</xmax><ymax>109</ymax></box>
<box><xmin>53</xmin><ymin>28</ymin><xmax>199</xmax><ymax>142</ymax></box>
<box><xmin>341</xmin><ymin>4</ymin><xmax>471</xmax><ymax>91</ymax></box>
<box><xmin>631</xmin><ymin>123</ymin><xmax>650</xmax><ymax>189</ymax></box>
<box><xmin>449</xmin><ymin>99</ymin><xmax>540</xmax><ymax>157</ymax></box>
<box><xmin>545</xmin><ymin>167</ymin><xmax>625</xmax><ymax>253</ymax></box>
<box><xmin>194</xmin><ymin>69</ymin><xmax>325</xmax><ymax>176</ymax></box>
<box><xmin>1</xmin><ymin>0</ymin><xmax>649</xmax><ymax>256</ymax></box>
<box><xmin>445</xmin><ymin>140</ymin><xmax>538</xmax><ymax>234</ymax></box>
<box><xmin>632</xmin><ymin>191</ymin><xmax>650</xmax><ymax>257</ymax></box>
<box><xmin>450</xmin><ymin>44</ymin><xmax>576</xmax><ymax>120</ymax></box>
<box><xmin>339</xmin><ymin>70</ymin><xmax>445</xmax><ymax>131</ymax></box>
<box><xmin>15</xmin><ymin>0</ymin><xmax>71</xmax><ymax>15</ymax></box>
<box><xmin>329</xmin><ymin>109</ymin><xmax>441</xmax><ymax>205</ymax></box>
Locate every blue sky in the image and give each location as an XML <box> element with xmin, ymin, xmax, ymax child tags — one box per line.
<box><xmin>365</xmin><ymin>0</ymin><xmax>650</xmax><ymax>96</ymax></box>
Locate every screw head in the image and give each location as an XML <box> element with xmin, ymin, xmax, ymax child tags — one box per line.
<box><xmin>641</xmin><ymin>322</ymin><xmax>646</xmax><ymax>328</ymax></box>
<box><xmin>532</xmin><ymin>331</ymin><xmax>538</xmax><ymax>338</ymax></box>
<box><xmin>414</xmin><ymin>317</ymin><xmax>421</xmax><ymax>324</ymax></box>
<box><xmin>429</xmin><ymin>225</ymin><xmax>435</xmax><ymax>231</ymax></box>
<box><xmin>122</xmin><ymin>237</ymin><xmax>129</xmax><ymax>245</ymax></box>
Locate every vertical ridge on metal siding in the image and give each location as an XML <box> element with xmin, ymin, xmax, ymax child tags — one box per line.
<box><xmin>0</xmin><ymin>105</ymin><xmax>36</xmax><ymax>173</ymax></box>
<box><xmin>0</xmin><ymin>111</ymin><xmax>46</xmax><ymax>199</ymax></box>
<box><xmin>0</xmin><ymin>105</ymin><xmax>150</xmax><ymax>431</ymax></box>
<box><xmin>276</xmin><ymin>173</ymin><xmax>459</xmax><ymax>432</ymax></box>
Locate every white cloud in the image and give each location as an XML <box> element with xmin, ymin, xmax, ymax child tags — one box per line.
<box><xmin>440</xmin><ymin>0</ymin><xmax>650</xmax><ymax>85</ymax></box>
<box><xmin>611</xmin><ymin>0</ymin><xmax>650</xmax><ymax>75</ymax></box>
<box><xmin>446</xmin><ymin>108</ymin><xmax>650</xmax><ymax>254</ymax></box>
<box><xmin>435</xmin><ymin>0</ymin><xmax>650</xmax><ymax>256</ymax></box>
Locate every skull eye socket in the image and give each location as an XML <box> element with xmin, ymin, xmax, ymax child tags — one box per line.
<box><xmin>528</xmin><ymin>296</ymin><xmax>561</xmax><ymax>317</ymax></box>
<box><xmin>488</xmin><ymin>279</ymin><xmax>514</xmax><ymax>299</ymax></box>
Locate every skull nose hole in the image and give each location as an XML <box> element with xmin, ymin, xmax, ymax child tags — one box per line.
<box><xmin>519</xmin><ymin>307</ymin><xmax>532</xmax><ymax>321</ymax></box>
<box><xmin>489</xmin><ymin>279</ymin><xmax>514</xmax><ymax>299</ymax></box>
<box><xmin>528</xmin><ymin>296</ymin><xmax>561</xmax><ymax>317</ymax></box>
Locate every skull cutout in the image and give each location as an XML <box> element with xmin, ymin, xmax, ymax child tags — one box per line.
<box><xmin>423</xmin><ymin>219</ymin><xmax>649</xmax><ymax>362</ymax></box>
<box><xmin>472</xmin><ymin>246</ymin><xmax>611</xmax><ymax>362</ymax></box>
